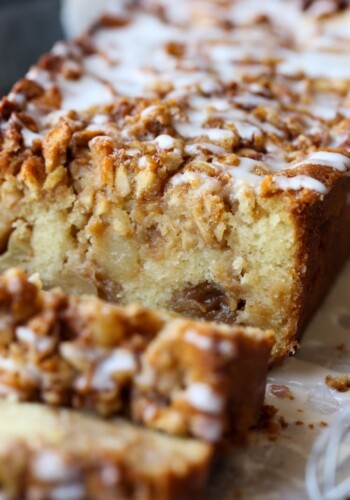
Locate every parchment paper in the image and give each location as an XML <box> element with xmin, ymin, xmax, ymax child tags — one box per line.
<box><xmin>208</xmin><ymin>260</ymin><xmax>350</xmax><ymax>499</ymax></box>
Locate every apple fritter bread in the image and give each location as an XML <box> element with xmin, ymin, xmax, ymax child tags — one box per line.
<box><xmin>0</xmin><ymin>401</ymin><xmax>212</xmax><ymax>500</ymax></box>
<box><xmin>0</xmin><ymin>268</ymin><xmax>274</xmax><ymax>442</ymax></box>
<box><xmin>0</xmin><ymin>0</ymin><xmax>349</xmax><ymax>362</ymax></box>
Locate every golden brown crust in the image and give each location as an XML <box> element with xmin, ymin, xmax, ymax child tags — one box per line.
<box><xmin>0</xmin><ymin>268</ymin><xmax>274</xmax><ymax>443</ymax></box>
<box><xmin>0</xmin><ymin>402</ymin><xmax>212</xmax><ymax>500</ymax></box>
<box><xmin>258</xmin><ymin>173</ymin><xmax>350</xmax><ymax>362</ymax></box>
<box><xmin>283</xmin><ymin>175</ymin><xmax>350</xmax><ymax>362</ymax></box>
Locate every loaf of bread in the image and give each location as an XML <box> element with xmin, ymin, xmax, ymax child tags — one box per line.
<box><xmin>0</xmin><ymin>0</ymin><xmax>349</xmax><ymax>362</ymax></box>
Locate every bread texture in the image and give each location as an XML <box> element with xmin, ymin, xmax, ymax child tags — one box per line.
<box><xmin>0</xmin><ymin>0</ymin><xmax>349</xmax><ymax>362</ymax></box>
<box><xmin>0</xmin><ymin>268</ymin><xmax>274</xmax><ymax>442</ymax></box>
<box><xmin>0</xmin><ymin>401</ymin><xmax>212</xmax><ymax>499</ymax></box>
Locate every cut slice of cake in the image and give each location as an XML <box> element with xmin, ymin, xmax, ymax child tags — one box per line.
<box><xmin>0</xmin><ymin>401</ymin><xmax>212</xmax><ymax>499</ymax></box>
<box><xmin>0</xmin><ymin>0</ymin><xmax>349</xmax><ymax>362</ymax></box>
<box><xmin>0</xmin><ymin>268</ymin><xmax>274</xmax><ymax>442</ymax></box>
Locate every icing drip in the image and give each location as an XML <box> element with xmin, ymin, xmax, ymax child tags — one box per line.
<box><xmin>295</xmin><ymin>152</ymin><xmax>350</xmax><ymax>172</ymax></box>
<box><xmin>186</xmin><ymin>383</ymin><xmax>224</xmax><ymax>414</ymax></box>
<box><xmin>274</xmin><ymin>175</ymin><xmax>328</xmax><ymax>194</ymax></box>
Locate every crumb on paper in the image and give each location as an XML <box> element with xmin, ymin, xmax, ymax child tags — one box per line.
<box><xmin>320</xmin><ymin>421</ymin><xmax>328</xmax><ymax>427</ymax></box>
<box><xmin>255</xmin><ymin>405</ymin><xmax>288</xmax><ymax>439</ymax></box>
<box><xmin>325</xmin><ymin>374</ymin><xmax>350</xmax><ymax>392</ymax></box>
<box><xmin>295</xmin><ymin>420</ymin><xmax>304</xmax><ymax>426</ymax></box>
<box><xmin>297</xmin><ymin>409</ymin><xmax>304</xmax><ymax>413</ymax></box>
<box><xmin>255</xmin><ymin>404</ymin><xmax>279</xmax><ymax>434</ymax></box>
<box><xmin>309</xmin><ymin>424</ymin><xmax>314</xmax><ymax>430</ymax></box>
<box><xmin>336</xmin><ymin>343</ymin><xmax>346</xmax><ymax>351</ymax></box>
<box><xmin>269</xmin><ymin>384</ymin><xmax>295</xmax><ymax>400</ymax></box>
<box><xmin>289</xmin><ymin>341</ymin><xmax>301</xmax><ymax>356</ymax></box>
<box><xmin>279</xmin><ymin>416</ymin><xmax>288</xmax><ymax>429</ymax></box>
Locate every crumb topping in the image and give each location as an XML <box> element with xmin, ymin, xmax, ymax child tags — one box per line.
<box><xmin>0</xmin><ymin>0</ymin><xmax>350</xmax><ymax>201</ymax></box>
<box><xmin>0</xmin><ymin>268</ymin><xmax>274</xmax><ymax>442</ymax></box>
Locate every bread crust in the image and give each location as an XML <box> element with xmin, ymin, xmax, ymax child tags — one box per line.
<box><xmin>260</xmin><ymin>173</ymin><xmax>350</xmax><ymax>362</ymax></box>
<box><xmin>291</xmin><ymin>175</ymin><xmax>350</xmax><ymax>360</ymax></box>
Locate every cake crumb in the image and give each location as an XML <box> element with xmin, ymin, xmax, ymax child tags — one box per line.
<box><xmin>309</xmin><ymin>424</ymin><xmax>314</xmax><ymax>430</ymax></box>
<box><xmin>269</xmin><ymin>384</ymin><xmax>294</xmax><ymax>400</ymax></box>
<box><xmin>325</xmin><ymin>374</ymin><xmax>350</xmax><ymax>392</ymax></box>
<box><xmin>336</xmin><ymin>343</ymin><xmax>346</xmax><ymax>351</ymax></box>
<box><xmin>320</xmin><ymin>421</ymin><xmax>328</xmax><ymax>427</ymax></box>
<box><xmin>279</xmin><ymin>416</ymin><xmax>288</xmax><ymax>429</ymax></box>
<box><xmin>255</xmin><ymin>405</ymin><xmax>280</xmax><ymax>435</ymax></box>
<box><xmin>295</xmin><ymin>420</ymin><xmax>304</xmax><ymax>426</ymax></box>
<box><xmin>255</xmin><ymin>405</ymin><xmax>290</xmax><ymax>438</ymax></box>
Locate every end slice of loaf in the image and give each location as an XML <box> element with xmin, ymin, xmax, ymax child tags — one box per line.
<box><xmin>0</xmin><ymin>268</ymin><xmax>274</xmax><ymax>442</ymax></box>
<box><xmin>0</xmin><ymin>401</ymin><xmax>212</xmax><ymax>500</ymax></box>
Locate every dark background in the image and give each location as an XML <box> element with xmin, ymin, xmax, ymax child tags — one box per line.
<box><xmin>0</xmin><ymin>0</ymin><xmax>63</xmax><ymax>94</ymax></box>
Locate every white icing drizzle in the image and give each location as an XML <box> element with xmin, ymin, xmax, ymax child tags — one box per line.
<box><xmin>214</xmin><ymin>158</ymin><xmax>264</xmax><ymax>187</ymax></box>
<box><xmin>91</xmin><ymin>349</ymin><xmax>137</xmax><ymax>391</ymax></box>
<box><xmin>16</xmin><ymin>326</ymin><xmax>55</xmax><ymax>353</ymax></box>
<box><xmin>279</xmin><ymin>51</ymin><xmax>350</xmax><ymax>80</ymax></box>
<box><xmin>169</xmin><ymin>171</ymin><xmax>222</xmax><ymax>196</ymax></box>
<box><xmin>8</xmin><ymin>92</ymin><xmax>26</xmax><ymax>105</ymax></box>
<box><xmin>184</xmin><ymin>330</ymin><xmax>236</xmax><ymax>357</ymax></box>
<box><xmin>186</xmin><ymin>382</ymin><xmax>224</xmax><ymax>414</ymax></box>
<box><xmin>50</xmin><ymin>484</ymin><xmax>85</xmax><ymax>500</ymax></box>
<box><xmin>295</xmin><ymin>152</ymin><xmax>350</xmax><ymax>172</ymax></box>
<box><xmin>138</xmin><ymin>156</ymin><xmax>153</xmax><ymax>168</ymax></box>
<box><xmin>218</xmin><ymin>340</ymin><xmax>236</xmax><ymax>357</ymax></box>
<box><xmin>191</xmin><ymin>415</ymin><xmax>224</xmax><ymax>442</ymax></box>
<box><xmin>274</xmin><ymin>175</ymin><xmax>328</xmax><ymax>194</ymax></box>
<box><xmin>26</xmin><ymin>68</ymin><xmax>53</xmax><ymax>90</ymax></box>
<box><xmin>42</xmin><ymin>110</ymin><xmax>70</xmax><ymax>128</ymax></box>
<box><xmin>0</xmin><ymin>357</ymin><xmax>18</xmax><ymax>373</ymax></box>
<box><xmin>91</xmin><ymin>114</ymin><xmax>110</xmax><ymax>125</ymax></box>
<box><xmin>184</xmin><ymin>329</ymin><xmax>213</xmax><ymax>350</ymax></box>
<box><xmin>184</xmin><ymin>143</ymin><xmax>227</xmax><ymax>155</ymax></box>
<box><xmin>176</xmin><ymin>124</ymin><xmax>234</xmax><ymax>141</ymax></box>
<box><xmin>33</xmin><ymin>451</ymin><xmax>76</xmax><ymax>482</ymax></box>
<box><xmin>58</xmin><ymin>74</ymin><xmax>115</xmax><ymax>111</ymax></box>
<box><xmin>155</xmin><ymin>134</ymin><xmax>177</xmax><ymax>150</ymax></box>
<box><xmin>142</xmin><ymin>404</ymin><xmax>158</xmax><ymax>422</ymax></box>
<box><xmin>234</xmin><ymin>121</ymin><xmax>261</xmax><ymax>141</ymax></box>
<box><xmin>101</xmin><ymin>465</ymin><xmax>120</xmax><ymax>486</ymax></box>
<box><xmin>2</xmin><ymin>0</ymin><xmax>350</xmax><ymax>198</ymax></box>
<box><xmin>21</xmin><ymin>128</ymin><xmax>42</xmax><ymax>148</ymax></box>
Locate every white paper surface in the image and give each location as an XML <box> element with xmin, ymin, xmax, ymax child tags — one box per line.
<box><xmin>208</xmin><ymin>260</ymin><xmax>350</xmax><ymax>499</ymax></box>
